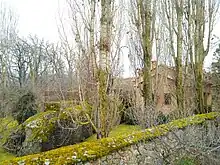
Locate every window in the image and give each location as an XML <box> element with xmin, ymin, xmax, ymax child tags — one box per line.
<box><xmin>203</xmin><ymin>92</ymin><xmax>211</xmax><ymax>105</ymax></box>
<box><xmin>164</xmin><ymin>93</ymin><xmax>171</xmax><ymax>105</ymax></box>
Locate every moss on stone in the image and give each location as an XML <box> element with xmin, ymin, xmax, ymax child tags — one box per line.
<box><xmin>7</xmin><ymin>109</ymin><xmax>78</xmax><ymax>145</ymax></box>
<box><xmin>22</xmin><ymin>111</ymin><xmax>58</xmax><ymax>143</ymax></box>
<box><xmin>4</xmin><ymin>106</ymin><xmax>91</xmax><ymax>152</ymax></box>
<box><xmin>21</xmin><ymin>108</ymin><xmax>87</xmax><ymax>143</ymax></box>
<box><xmin>2</xmin><ymin>112</ymin><xmax>219</xmax><ymax>165</ymax></box>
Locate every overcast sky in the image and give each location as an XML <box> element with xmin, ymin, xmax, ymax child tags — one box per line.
<box><xmin>5</xmin><ymin>0</ymin><xmax>61</xmax><ymax>41</ymax></box>
<box><xmin>1</xmin><ymin>0</ymin><xmax>220</xmax><ymax>75</ymax></box>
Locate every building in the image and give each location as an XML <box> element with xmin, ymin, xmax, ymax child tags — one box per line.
<box><xmin>134</xmin><ymin>61</ymin><xmax>212</xmax><ymax>114</ymax></box>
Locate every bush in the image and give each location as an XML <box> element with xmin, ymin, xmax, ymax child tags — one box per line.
<box><xmin>12</xmin><ymin>91</ymin><xmax>38</xmax><ymax>124</ymax></box>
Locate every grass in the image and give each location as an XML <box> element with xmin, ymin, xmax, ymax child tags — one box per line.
<box><xmin>0</xmin><ymin>147</ymin><xmax>15</xmax><ymax>162</ymax></box>
<box><xmin>86</xmin><ymin>124</ymin><xmax>142</xmax><ymax>141</ymax></box>
<box><xmin>0</xmin><ymin>117</ymin><xmax>17</xmax><ymax>162</ymax></box>
<box><xmin>0</xmin><ymin>117</ymin><xmax>18</xmax><ymax>144</ymax></box>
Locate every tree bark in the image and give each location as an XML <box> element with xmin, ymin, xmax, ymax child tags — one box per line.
<box><xmin>97</xmin><ymin>0</ymin><xmax>113</xmax><ymax>138</ymax></box>
<box><xmin>175</xmin><ymin>0</ymin><xmax>184</xmax><ymax>115</ymax></box>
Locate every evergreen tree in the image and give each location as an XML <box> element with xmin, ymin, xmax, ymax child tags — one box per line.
<box><xmin>12</xmin><ymin>91</ymin><xmax>37</xmax><ymax>124</ymax></box>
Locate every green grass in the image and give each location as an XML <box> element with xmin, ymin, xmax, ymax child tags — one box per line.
<box><xmin>86</xmin><ymin>124</ymin><xmax>142</xmax><ymax>141</ymax></box>
<box><xmin>0</xmin><ymin>117</ymin><xmax>18</xmax><ymax>145</ymax></box>
<box><xmin>0</xmin><ymin>117</ymin><xmax>17</xmax><ymax>162</ymax></box>
<box><xmin>0</xmin><ymin>147</ymin><xmax>15</xmax><ymax>162</ymax></box>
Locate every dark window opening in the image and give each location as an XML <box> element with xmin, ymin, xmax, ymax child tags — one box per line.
<box><xmin>152</xmin><ymin>93</ymin><xmax>154</xmax><ymax>101</ymax></box>
<box><xmin>164</xmin><ymin>93</ymin><xmax>171</xmax><ymax>105</ymax></box>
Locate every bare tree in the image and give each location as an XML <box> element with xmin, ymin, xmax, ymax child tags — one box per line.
<box><xmin>0</xmin><ymin>2</ymin><xmax>18</xmax><ymax>116</ymax></box>
<box><xmin>127</xmin><ymin>0</ymin><xmax>157</xmax><ymax>107</ymax></box>
<box><xmin>0</xmin><ymin>2</ymin><xmax>17</xmax><ymax>88</ymax></box>
<box><xmin>57</xmin><ymin>0</ymin><xmax>125</xmax><ymax>138</ymax></box>
<box><xmin>160</xmin><ymin>0</ymin><xmax>185</xmax><ymax>116</ymax></box>
<box><xmin>9</xmin><ymin>38</ymin><xmax>30</xmax><ymax>88</ymax></box>
<box><xmin>189</xmin><ymin>0</ymin><xmax>219</xmax><ymax>113</ymax></box>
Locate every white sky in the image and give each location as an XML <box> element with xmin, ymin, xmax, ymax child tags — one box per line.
<box><xmin>3</xmin><ymin>0</ymin><xmax>61</xmax><ymax>41</ymax></box>
<box><xmin>1</xmin><ymin>0</ymin><xmax>220</xmax><ymax>76</ymax></box>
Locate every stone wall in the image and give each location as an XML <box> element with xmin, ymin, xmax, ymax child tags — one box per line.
<box><xmin>3</xmin><ymin>112</ymin><xmax>220</xmax><ymax>165</ymax></box>
<box><xmin>80</xmin><ymin>120</ymin><xmax>220</xmax><ymax>165</ymax></box>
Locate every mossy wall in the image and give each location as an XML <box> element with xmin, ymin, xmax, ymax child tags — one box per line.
<box><xmin>2</xmin><ymin>112</ymin><xmax>220</xmax><ymax>165</ymax></box>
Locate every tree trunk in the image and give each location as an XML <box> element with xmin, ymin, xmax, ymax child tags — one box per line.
<box><xmin>175</xmin><ymin>0</ymin><xmax>184</xmax><ymax>115</ymax></box>
<box><xmin>193</xmin><ymin>0</ymin><xmax>205</xmax><ymax>114</ymax></box>
<box><xmin>140</xmin><ymin>0</ymin><xmax>153</xmax><ymax>106</ymax></box>
<box><xmin>97</xmin><ymin>0</ymin><xmax>112</xmax><ymax>138</ymax></box>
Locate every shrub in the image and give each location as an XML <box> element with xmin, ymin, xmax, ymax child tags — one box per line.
<box><xmin>12</xmin><ymin>91</ymin><xmax>38</xmax><ymax>124</ymax></box>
